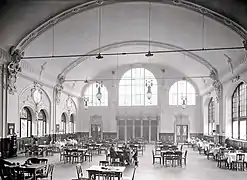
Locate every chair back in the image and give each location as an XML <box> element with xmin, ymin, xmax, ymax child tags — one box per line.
<box><xmin>180</xmin><ymin>145</ymin><xmax>183</xmax><ymax>151</ymax></box>
<box><xmin>236</xmin><ymin>154</ymin><xmax>245</xmax><ymax>162</ymax></box>
<box><xmin>26</xmin><ymin>157</ymin><xmax>40</xmax><ymax>164</ymax></box>
<box><xmin>76</xmin><ymin>164</ymin><xmax>83</xmax><ymax>179</ymax></box>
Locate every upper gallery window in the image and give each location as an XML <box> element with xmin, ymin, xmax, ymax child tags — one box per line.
<box><xmin>169</xmin><ymin>80</ymin><xmax>196</xmax><ymax>105</ymax></box>
<box><xmin>119</xmin><ymin>68</ymin><xmax>157</xmax><ymax>106</ymax></box>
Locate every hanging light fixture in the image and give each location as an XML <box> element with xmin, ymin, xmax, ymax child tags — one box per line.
<box><xmin>83</xmin><ymin>97</ymin><xmax>89</xmax><ymax>110</ymax></box>
<box><xmin>96</xmin><ymin>6</ymin><xmax>103</xmax><ymax>59</ymax></box>
<box><xmin>96</xmin><ymin>81</ymin><xmax>103</xmax><ymax>101</ymax></box>
<box><xmin>145</xmin><ymin>2</ymin><xmax>153</xmax><ymax>57</ymax></box>
<box><xmin>181</xmin><ymin>96</ymin><xmax>187</xmax><ymax>109</ymax></box>
<box><xmin>146</xmin><ymin>80</ymin><xmax>153</xmax><ymax>100</ymax></box>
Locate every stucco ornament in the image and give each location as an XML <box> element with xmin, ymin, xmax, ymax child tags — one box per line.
<box><xmin>55</xmin><ymin>75</ymin><xmax>65</xmax><ymax>104</ymax></box>
<box><xmin>210</xmin><ymin>70</ymin><xmax>222</xmax><ymax>102</ymax></box>
<box><xmin>7</xmin><ymin>47</ymin><xmax>22</xmax><ymax>95</ymax></box>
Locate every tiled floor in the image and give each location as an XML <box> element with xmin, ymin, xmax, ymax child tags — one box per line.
<box><xmin>8</xmin><ymin>145</ymin><xmax>247</xmax><ymax>180</ymax></box>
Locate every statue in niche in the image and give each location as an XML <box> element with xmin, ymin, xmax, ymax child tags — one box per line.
<box><xmin>7</xmin><ymin>46</ymin><xmax>22</xmax><ymax>94</ymax></box>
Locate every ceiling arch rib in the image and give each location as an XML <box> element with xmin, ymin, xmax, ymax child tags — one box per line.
<box><xmin>15</xmin><ymin>0</ymin><xmax>247</xmax><ymax>52</ymax></box>
<box><xmin>59</xmin><ymin>40</ymin><xmax>216</xmax><ymax>78</ymax></box>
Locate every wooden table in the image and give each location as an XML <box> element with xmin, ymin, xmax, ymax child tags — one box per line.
<box><xmin>87</xmin><ymin>165</ymin><xmax>125</xmax><ymax>180</ymax></box>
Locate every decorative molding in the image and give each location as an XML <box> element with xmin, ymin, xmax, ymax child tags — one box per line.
<box><xmin>15</xmin><ymin>0</ymin><xmax>247</xmax><ymax>53</ymax></box>
<box><xmin>7</xmin><ymin>47</ymin><xmax>22</xmax><ymax>95</ymax></box>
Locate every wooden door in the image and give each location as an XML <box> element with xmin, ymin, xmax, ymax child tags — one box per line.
<box><xmin>176</xmin><ymin>125</ymin><xmax>188</xmax><ymax>143</ymax></box>
<box><xmin>91</xmin><ymin>124</ymin><xmax>101</xmax><ymax>141</ymax></box>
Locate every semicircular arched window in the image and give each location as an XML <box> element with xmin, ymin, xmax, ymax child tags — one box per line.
<box><xmin>84</xmin><ymin>83</ymin><xmax>108</xmax><ymax>106</ymax></box>
<box><xmin>61</xmin><ymin>113</ymin><xmax>67</xmax><ymax>134</ymax></box>
<box><xmin>169</xmin><ymin>80</ymin><xmax>196</xmax><ymax>105</ymax></box>
<box><xmin>38</xmin><ymin>109</ymin><xmax>46</xmax><ymax>137</ymax></box>
<box><xmin>69</xmin><ymin>114</ymin><xmax>75</xmax><ymax>133</ymax></box>
<box><xmin>118</xmin><ymin>68</ymin><xmax>157</xmax><ymax>106</ymax></box>
<box><xmin>232</xmin><ymin>82</ymin><xmax>247</xmax><ymax>140</ymax></box>
<box><xmin>20</xmin><ymin>107</ymin><xmax>32</xmax><ymax>138</ymax></box>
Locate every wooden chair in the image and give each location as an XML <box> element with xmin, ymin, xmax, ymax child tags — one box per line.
<box><xmin>182</xmin><ymin>150</ymin><xmax>188</xmax><ymax>166</ymax></box>
<box><xmin>216</xmin><ymin>153</ymin><xmax>228</xmax><ymax>169</ymax></box>
<box><xmin>76</xmin><ymin>164</ymin><xmax>89</xmax><ymax>180</ymax></box>
<box><xmin>152</xmin><ymin>150</ymin><xmax>161</xmax><ymax>165</ymax></box>
<box><xmin>232</xmin><ymin>154</ymin><xmax>245</xmax><ymax>171</ymax></box>
<box><xmin>36</xmin><ymin>164</ymin><xmax>54</xmax><ymax>180</ymax></box>
<box><xmin>99</xmin><ymin>160</ymin><xmax>109</xmax><ymax>166</ymax></box>
<box><xmin>84</xmin><ymin>150</ymin><xmax>93</xmax><ymax>162</ymax></box>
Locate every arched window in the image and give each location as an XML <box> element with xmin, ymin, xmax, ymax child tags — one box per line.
<box><xmin>38</xmin><ymin>110</ymin><xmax>46</xmax><ymax>137</ymax></box>
<box><xmin>169</xmin><ymin>80</ymin><xmax>196</xmax><ymax>105</ymax></box>
<box><xmin>232</xmin><ymin>82</ymin><xmax>247</xmax><ymax>140</ymax></box>
<box><xmin>208</xmin><ymin>98</ymin><xmax>215</xmax><ymax>135</ymax></box>
<box><xmin>84</xmin><ymin>83</ymin><xmax>108</xmax><ymax>106</ymax></box>
<box><xmin>20</xmin><ymin>107</ymin><xmax>32</xmax><ymax>138</ymax></box>
<box><xmin>61</xmin><ymin>113</ymin><xmax>67</xmax><ymax>134</ymax></box>
<box><xmin>69</xmin><ymin>114</ymin><xmax>75</xmax><ymax>133</ymax></box>
<box><xmin>119</xmin><ymin>68</ymin><xmax>157</xmax><ymax>106</ymax></box>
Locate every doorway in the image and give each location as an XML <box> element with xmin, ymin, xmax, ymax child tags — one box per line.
<box><xmin>91</xmin><ymin>124</ymin><xmax>102</xmax><ymax>141</ymax></box>
<box><xmin>176</xmin><ymin>125</ymin><xmax>188</xmax><ymax>143</ymax></box>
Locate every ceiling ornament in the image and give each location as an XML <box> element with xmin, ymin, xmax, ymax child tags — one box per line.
<box><xmin>14</xmin><ymin>0</ymin><xmax>247</xmax><ymax>52</ymax></box>
<box><xmin>31</xmin><ymin>82</ymin><xmax>43</xmax><ymax>120</ymax></box>
<box><xmin>55</xmin><ymin>75</ymin><xmax>65</xmax><ymax>104</ymax></box>
<box><xmin>7</xmin><ymin>46</ymin><xmax>22</xmax><ymax>95</ymax></box>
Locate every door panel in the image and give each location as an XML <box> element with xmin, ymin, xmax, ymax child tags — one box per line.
<box><xmin>176</xmin><ymin>125</ymin><xmax>188</xmax><ymax>143</ymax></box>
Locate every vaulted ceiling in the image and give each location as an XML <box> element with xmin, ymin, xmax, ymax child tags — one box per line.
<box><xmin>0</xmin><ymin>0</ymin><xmax>246</xmax><ymax>96</ymax></box>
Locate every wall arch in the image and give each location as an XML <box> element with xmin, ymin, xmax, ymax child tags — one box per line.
<box><xmin>18</xmin><ymin>83</ymin><xmax>52</xmax><ymax>135</ymax></box>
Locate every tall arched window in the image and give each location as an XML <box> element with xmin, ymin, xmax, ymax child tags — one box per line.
<box><xmin>208</xmin><ymin>98</ymin><xmax>215</xmax><ymax>135</ymax></box>
<box><xmin>61</xmin><ymin>113</ymin><xmax>67</xmax><ymax>134</ymax></box>
<box><xmin>69</xmin><ymin>114</ymin><xmax>75</xmax><ymax>133</ymax></box>
<box><xmin>169</xmin><ymin>80</ymin><xmax>196</xmax><ymax>105</ymax></box>
<box><xmin>119</xmin><ymin>68</ymin><xmax>157</xmax><ymax>106</ymax></box>
<box><xmin>20</xmin><ymin>107</ymin><xmax>32</xmax><ymax>138</ymax></box>
<box><xmin>232</xmin><ymin>82</ymin><xmax>247</xmax><ymax>140</ymax></box>
<box><xmin>84</xmin><ymin>83</ymin><xmax>108</xmax><ymax>106</ymax></box>
<box><xmin>38</xmin><ymin>110</ymin><xmax>46</xmax><ymax>137</ymax></box>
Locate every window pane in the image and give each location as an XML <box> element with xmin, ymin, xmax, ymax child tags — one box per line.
<box><xmin>119</xmin><ymin>68</ymin><xmax>157</xmax><ymax>106</ymax></box>
<box><xmin>21</xmin><ymin>120</ymin><xmax>27</xmax><ymax>138</ymax></box>
<box><xmin>240</xmin><ymin>121</ymin><xmax>246</xmax><ymax>140</ymax></box>
<box><xmin>169</xmin><ymin>80</ymin><xmax>196</xmax><ymax>106</ymax></box>
<box><xmin>233</xmin><ymin>121</ymin><xmax>238</xmax><ymax>139</ymax></box>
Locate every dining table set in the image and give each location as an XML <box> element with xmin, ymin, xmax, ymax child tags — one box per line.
<box><xmin>1</xmin><ymin>157</ymin><xmax>54</xmax><ymax>180</ymax></box>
